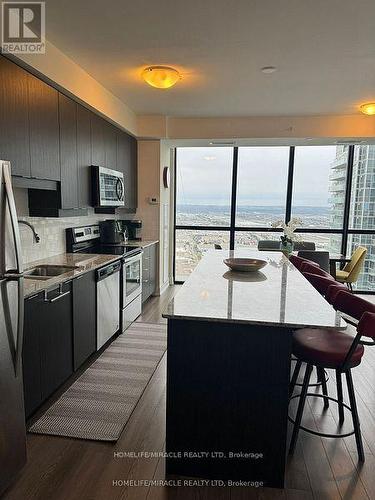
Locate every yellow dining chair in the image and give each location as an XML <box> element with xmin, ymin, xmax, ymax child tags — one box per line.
<box><xmin>336</xmin><ymin>246</ymin><xmax>367</xmax><ymax>290</ymax></box>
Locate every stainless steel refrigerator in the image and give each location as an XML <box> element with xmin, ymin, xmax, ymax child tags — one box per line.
<box><xmin>0</xmin><ymin>160</ymin><xmax>26</xmax><ymax>495</ymax></box>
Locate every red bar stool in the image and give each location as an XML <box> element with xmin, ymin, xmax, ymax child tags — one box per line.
<box><xmin>326</xmin><ymin>282</ymin><xmax>348</xmax><ymax>304</ymax></box>
<box><xmin>334</xmin><ymin>290</ymin><xmax>375</xmax><ymax>326</ymax></box>
<box><xmin>289</xmin><ymin>254</ymin><xmax>319</xmax><ymax>271</ymax></box>
<box><xmin>303</xmin><ymin>273</ymin><xmax>337</xmax><ymax>296</ymax></box>
<box><xmin>301</xmin><ymin>262</ymin><xmax>333</xmax><ymax>278</ymax></box>
<box><xmin>289</xmin><ymin>294</ymin><xmax>375</xmax><ymax>462</ymax></box>
<box><xmin>290</xmin><ymin>275</ymin><xmax>336</xmax><ymax>401</ymax></box>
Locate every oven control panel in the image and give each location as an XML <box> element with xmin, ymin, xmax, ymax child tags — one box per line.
<box><xmin>71</xmin><ymin>225</ymin><xmax>100</xmax><ymax>243</ymax></box>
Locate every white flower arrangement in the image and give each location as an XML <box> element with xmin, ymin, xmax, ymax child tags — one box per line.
<box><xmin>271</xmin><ymin>217</ymin><xmax>303</xmax><ymax>245</ymax></box>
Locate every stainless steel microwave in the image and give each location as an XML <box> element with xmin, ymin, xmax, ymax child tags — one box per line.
<box><xmin>91</xmin><ymin>166</ymin><xmax>125</xmax><ymax>207</ymax></box>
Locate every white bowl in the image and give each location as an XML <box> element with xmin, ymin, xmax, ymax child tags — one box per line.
<box><xmin>223</xmin><ymin>258</ymin><xmax>268</xmax><ymax>272</ymax></box>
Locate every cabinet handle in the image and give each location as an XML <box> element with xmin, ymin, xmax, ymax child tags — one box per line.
<box><xmin>44</xmin><ymin>290</ymin><xmax>71</xmax><ymax>303</ymax></box>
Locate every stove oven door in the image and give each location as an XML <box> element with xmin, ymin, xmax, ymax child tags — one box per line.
<box><xmin>123</xmin><ymin>253</ymin><xmax>142</xmax><ymax>306</ymax></box>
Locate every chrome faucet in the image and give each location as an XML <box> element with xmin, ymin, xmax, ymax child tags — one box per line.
<box><xmin>18</xmin><ymin>220</ymin><xmax>40</xmax><ymax>243</ymax></box>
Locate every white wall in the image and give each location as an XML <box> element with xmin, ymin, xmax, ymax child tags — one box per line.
<box><xmin>137</xmin><ymin>114</ymin><xmax>375</xmax><ymax>141</ymax></box>
<box><xmin>135</xmin><ymin>140</ymin><xmax>172</xmax><ymax>293</ymax></box>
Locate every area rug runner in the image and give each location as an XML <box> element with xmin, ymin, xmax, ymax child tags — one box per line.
<box><xmin>29</xmin><ymin>322</ymin><xmax>167</xmax><ymax>441</ymax></box>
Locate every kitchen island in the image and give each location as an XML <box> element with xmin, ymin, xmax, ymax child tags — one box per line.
<box><xmin>163</xmin><ymin>250</ymin><xmax>345</xmax><ymax>488</ymax></box>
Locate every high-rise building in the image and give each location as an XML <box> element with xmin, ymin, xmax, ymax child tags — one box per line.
<box><xmin>330</xmin><ymin>145</ymin><xmax>375</xmax><ymax>290</ymax></box>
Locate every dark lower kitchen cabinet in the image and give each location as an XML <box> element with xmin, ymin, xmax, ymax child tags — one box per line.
<box><xmin>39</xmin><ymin>282</ymin><xmax>73</xmax><ymax>401</ymax></box>
<box><xmin>22</xmin><ymin>282</ymin><xmax>73</xmax><ymax>418</ymax></box>
<box><xmin>0</xmin><ymin>55</ymin><xmax>30</xmax><ymax>177</ymax></box>
<box><xmin>77</xmin><ymin>106</ymin><xmax>92</xmax><ymax>208</ymax></box>
<box><xmin>72</xmin><ymin>271</ymin><xmax>96</xmax><ymax>370</ymax></box>
<box><xmin>28</xmin><ymin>73</ymin><xmax>60</xmax><ymax>181</ymax></box>
<box><xmin>59</xmin><ymin>93</ymin><xmax>78</xmax><ymax>209</ymax></box>
<box><xmin>142</xmin><ymin>243</ymin><xmax>157</xmax><ymax>303</ymax></box>
<box><xmin>22</xmin><ymin>293</ymin><xmax>43</xmax><ymax>418</ymax></box>
<box><xmin>117</xmin><ymin>131</ymin><xmax>137</xmax><ymax>212</ymax></box>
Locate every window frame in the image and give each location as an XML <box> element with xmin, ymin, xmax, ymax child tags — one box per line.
<box><xmin>173</xmin><ymin>144</ymin><xmax>375</xmax><ymax>294</ymax></box>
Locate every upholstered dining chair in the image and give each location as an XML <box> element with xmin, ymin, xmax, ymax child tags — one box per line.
<box><xmin>289</xmin><ymin>254</ymin><xmax>320</xmax><ymax>271</ymax></box>
<box><xmin>335</xmin><ymin>246</ymin><xmax>367</xmax><ymax>290</ymax></box>
<box><xmin>293</xmin><ymin>241</ymin><xmax>316</xmax><ymax>251</ymax></box>
<box><xmin>297</xmin><ymin>250</ymin><xmax>330</xmax><ymax>272</ymax></box>
<box><xmin>257</xmin><ymin>240</ymin><xmax>280</xmax><ymax>251</ymax></box>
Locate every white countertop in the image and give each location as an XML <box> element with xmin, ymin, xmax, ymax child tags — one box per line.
<box><xmin>126</xmin><ymin>240</ymin><xmax>158</xmax><ymax>248</ymax></box>
<box><xmin>164</xmin><ymin>249</ymin><xmax>346</xmax><ymax>329</ymax></box>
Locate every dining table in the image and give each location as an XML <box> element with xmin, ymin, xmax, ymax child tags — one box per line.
<box><xmin>163</xmin><ymin>249</ymin><xmax>346</xmax><ymax>488</ymax></box>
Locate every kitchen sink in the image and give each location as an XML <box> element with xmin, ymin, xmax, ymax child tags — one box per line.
<box><xmin>24</xmin><ymin>265</ymin><xmax>79</xmax><ymax>280</ymax></box>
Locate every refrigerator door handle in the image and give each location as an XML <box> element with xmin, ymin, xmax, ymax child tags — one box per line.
<box><xmin>15</xmin><ymin>278</ymin><xmax>24</xmax><ymax>377</ymax></box>
<box><xmin>3</xmin><ymin>163</ymin><xmax>23</xmax><ymax>274</ymax></box>
<box><xmin>1</xmin><ymin>277</ymin><xmax>24</xmax><ymax>377</ymax></box>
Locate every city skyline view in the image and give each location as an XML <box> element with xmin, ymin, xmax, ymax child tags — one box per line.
<box><xmin>174</xmin><ymin>145</ymin><xmax>375</xmax><ymax>291</ymax></box>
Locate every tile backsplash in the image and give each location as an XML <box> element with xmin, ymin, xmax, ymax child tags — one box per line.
<box><xmin>18</xmin><ymin>213</ymin><xmax>112</xmax><ymax>265</ymax></box>
<box><xmin>14</xmin><ymin>188</ymin><xmax>126</xmax><ymax>265</ymax></box>
<box><xmin>14</xmin><ymin>187</ymin><xmax>157</xmax><ymax>267</ymax></box>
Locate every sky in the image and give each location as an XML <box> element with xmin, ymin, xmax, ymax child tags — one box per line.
<box><xmin>176</xmin><ymin>146</ymin><xmax>338</xmax><ymax>207</ymax></box>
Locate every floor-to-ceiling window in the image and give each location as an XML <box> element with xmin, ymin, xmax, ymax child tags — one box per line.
<box><xmin>174</xmin><ymin>144</ymin><xmax>375</xmax><ymax>293</ymax></box>
<box><xmin>174</xmin><ymin>147</ymin><xmax>233</xmax><ymax>281</ymax></box>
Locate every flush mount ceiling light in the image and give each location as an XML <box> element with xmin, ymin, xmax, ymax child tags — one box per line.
<box><xmin>360</xmin><ymin>102</ymin><xmax>375</xmax><ymax>115</ymax></box>
<box><xmin>261</xmin><ymin>66</ymin><xmax>277</xmax><ymax>74</ymax></box>
<box><xmin>142</xmin><ymin>66</ymin><xmax>181</xmax><ymax>89</ymax></box>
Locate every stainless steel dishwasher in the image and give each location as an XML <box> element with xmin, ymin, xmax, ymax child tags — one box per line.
<box><xmin>96</xmin><ymin>260</ymin><xmax>121</xmax><ymax>350</ymax></box>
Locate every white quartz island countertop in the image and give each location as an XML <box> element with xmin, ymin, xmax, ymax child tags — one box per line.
<box><xmin>164</xmin><ymin>249</ymin><xmax>346</xmax><ymax>330</ymax></box>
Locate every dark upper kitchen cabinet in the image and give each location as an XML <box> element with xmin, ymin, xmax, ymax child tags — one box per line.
<box><xmin>72</xmin><ymin>271</ymin><xmax>96</xmax><ymax>370</ymax></box>
<box><xmin>59</xmin><ymin>93</ymin><xmax>78</xmax><ymax>209</ymax></box>
<box><xmin>91</xmin><ymin>114</ymin><xmax>118</xmax><ymax>170</ymax></box>
<box><xmin>117</xmin><ymin>131</ymin><xmax>137</xmax><ymax>212</ymax></box>
<box><xmin>28</xmin><ymin>73</ymin><xmax>60</xmax><ymax>181</ymax></box>
<box><xmin>0</xmin><ymin>55</ymin><xmax>138</xmax><ymax>213</ymax></box>
<box><xmin>104</xmin><ymin>121</ymin><xmax>117</xmax><ymax>169</ymax></box>
<box><xmin>77</xmin><ymin>106</ymin><xmax>92</xmax><ymax>208</ymax></box>
<box><xmin>0</xmin><ymin>55</ymin><xmax>31</xmax><ymax>177</ymax></box>
<box><xmin>91</xmin><ymin>113</ymin><xmax>106</xmax><ymax>166</ymax></box>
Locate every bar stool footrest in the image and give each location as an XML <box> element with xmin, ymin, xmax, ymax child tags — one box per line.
<box><xmin>288</xmin><ymin>392</ymin><xmax>355</xmax><ymax>439</ymax></box>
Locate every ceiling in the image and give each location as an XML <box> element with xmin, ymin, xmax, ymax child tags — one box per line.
<box><xmin>45</xmin><ymin>0</ymin><xmax>375</xmax><ymax>117</ymax></box>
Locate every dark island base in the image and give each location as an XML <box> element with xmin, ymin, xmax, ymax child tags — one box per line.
<box><xmin>165</xmin><ymin>318</ymin><xmax>293</xmax><ymax>488</ymax></box>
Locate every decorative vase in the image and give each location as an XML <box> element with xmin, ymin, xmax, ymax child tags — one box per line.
<box><xmin>280</xmin><ymin>239</ymin><xmax>294</xmax><ymax>255</ymax></box>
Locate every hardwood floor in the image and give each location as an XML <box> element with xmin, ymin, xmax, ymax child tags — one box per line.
<box><xmin>3</xmin><ymin>286</ymin><xmax>375</xmax><ymax>500</ymax></box>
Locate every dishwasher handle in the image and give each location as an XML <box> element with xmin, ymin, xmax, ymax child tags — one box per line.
<box><xmin>96</xmin><ymin>260</ymin><xmax>121</xmax><ymax>282</ymax></box>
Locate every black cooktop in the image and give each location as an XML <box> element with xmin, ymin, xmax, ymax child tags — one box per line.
<box><xmin>81</xmin><ymin>244</ymin><xmax>141</xmax><ymax>258</ymax></box>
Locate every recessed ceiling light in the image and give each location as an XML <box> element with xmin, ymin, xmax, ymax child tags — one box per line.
<box><xmin>142</xmin><ymin>66</ymin><xmax>181</xmax><ymax>89</ymax></box>
<box><xmin>261</xmin><ymin>66</ymin><xmax>277</xmax><ymax>74</ymax></box>
<box><xmin>203</xmin><ymin>156</ymin><xmax>216</xmax><ymax>161</ymax></box>
<box><xmin>360</xmin><ymin>102</ymin><xmax>375</xmax><ymax>115</ymax></box>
